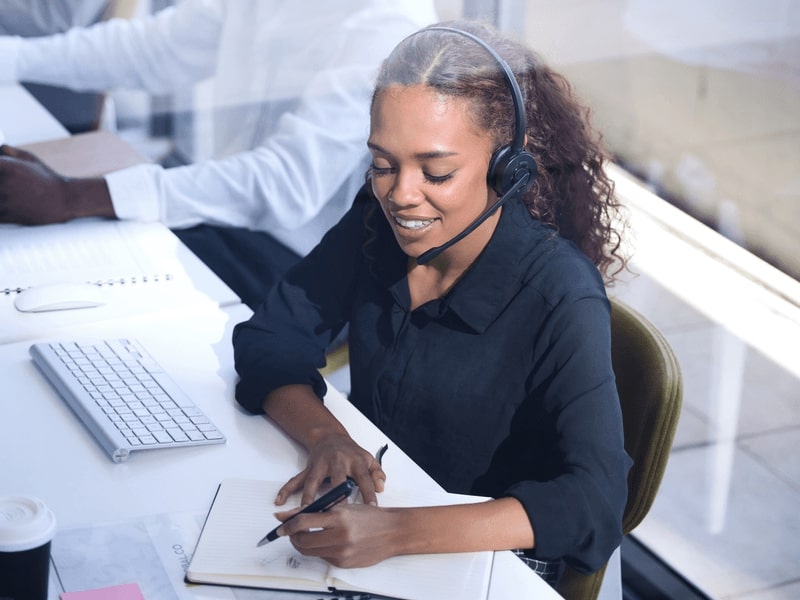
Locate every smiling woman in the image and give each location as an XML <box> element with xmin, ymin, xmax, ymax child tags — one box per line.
<box><xmin>233</xmin><ymin>19</ymin><xmax>631</xmax><ymax>588</ymax></box>
<box><xmin>368</xmin><ymin>85</ymin><xmax>499</xmax><ymax>305</ymax></box>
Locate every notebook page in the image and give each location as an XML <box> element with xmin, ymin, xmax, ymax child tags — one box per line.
<box><xmin>1</xmin><ymin>219</ymin><xmax>239</xmax><ymax>344</ymax></box>
<box><xmin>329</xmin><ymin>486</ymin><xmax>494</xmax><ymax>600</ymax></box>
<box><xmin>186</xmin><ymin>479</ymin><xmax>331</xmax><ymax>590</ymax></box>
<box><xmin>332</xmin><ymin>549</ymin><xmax>493</xmax><ymax>600</ymax></box>
<box><xmin>1</xmin><ymin>220</ymin><xmax>173</xmax><ymax>290</ymax></box>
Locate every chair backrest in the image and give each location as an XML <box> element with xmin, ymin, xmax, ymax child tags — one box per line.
<box><xmin>558</xmin><ymin>298</ymin><xmax>683</xmax><ymax>600</ymax></box>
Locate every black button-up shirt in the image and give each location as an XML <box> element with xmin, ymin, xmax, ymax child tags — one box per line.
<box><xmin>234</xmin><ymin>186</ymin><xmax>631</xmax><ymax>572</ymax></box>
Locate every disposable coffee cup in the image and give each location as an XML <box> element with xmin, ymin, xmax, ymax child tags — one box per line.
<box><xmin>0</xmin><ymin>495</ymin><xmax>56</xmax><ymax>600</ymax></box>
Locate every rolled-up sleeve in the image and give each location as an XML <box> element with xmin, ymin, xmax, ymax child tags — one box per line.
<box><xmin>232</xmin><ymin>191</ymin><xmax>370</xmax><ymax>413</ymax></box>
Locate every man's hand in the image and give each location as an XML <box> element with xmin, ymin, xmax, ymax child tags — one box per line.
<box><xmin>0</xmin><ymin>144</ymin><xmax>115</xmax><ymax>224</ymax></box>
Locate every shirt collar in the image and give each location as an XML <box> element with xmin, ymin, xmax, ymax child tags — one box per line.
<box><xmin>445</xmin><ymin>198</ymin><xmax>557</xmax><ymax>333</ymax></box>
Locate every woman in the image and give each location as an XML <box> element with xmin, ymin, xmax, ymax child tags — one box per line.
<box><xmin>233</xmin><ymin>20</ymin><xmax>631</xmax><ymax>586</ymax></box>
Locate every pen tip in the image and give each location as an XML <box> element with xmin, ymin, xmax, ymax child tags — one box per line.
<box><xmin>257</xmin><ymin>530</ymin><xmax>279</xmax><ymax>546</ymax></box>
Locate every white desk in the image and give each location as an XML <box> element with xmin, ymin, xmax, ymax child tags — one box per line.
<box><xmin>0</xmin><ymin>83</ymin><xmax>69</xmax><ymax>144</ymax></box>
<box><xmin>1</xmin><ymin>305</ymin><xmax>560</xmax><ymax>599</ymax></box>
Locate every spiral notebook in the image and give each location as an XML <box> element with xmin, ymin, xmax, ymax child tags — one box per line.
<box><xmin>1</xmin><ymin>220</ymin><xmax>175</xmax><ymax>295</ymax></box>
<box><xmin>1</xmin><ymin>218</ymin><xmax>239</xmax><ymax>343</ymax></box>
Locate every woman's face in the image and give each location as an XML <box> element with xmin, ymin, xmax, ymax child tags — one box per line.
<box><xmin>368</xmin><ymin>85</ymin><xmax>498</xmax><ymax>263</ymax></box>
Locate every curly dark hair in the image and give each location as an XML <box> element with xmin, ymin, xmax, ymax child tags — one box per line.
<box><xmin>372</xmin><ymin>20</ymin><xmax>627</xmax><ymax>282</ymax></box>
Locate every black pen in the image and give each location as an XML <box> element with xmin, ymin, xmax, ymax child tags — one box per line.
<box><xmin>376</xmin><ymin>443</ymin><xmax>389</xmax><ymax>466</ymax></box>
<box><xmin>256</xmin><ymin>478</ymin><xmax>357</xmax><ymax>546</ymax></box>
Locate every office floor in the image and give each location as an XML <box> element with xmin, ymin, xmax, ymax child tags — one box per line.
<box><xmin>606</xmin><ymin>169</ymin><xmax>800</xmax><ymax>600</ymax></box>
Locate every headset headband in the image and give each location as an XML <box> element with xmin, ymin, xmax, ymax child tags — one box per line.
<box><xmin>425</xmin><ymin>26</ymin><xmax>527</xmax><ymax>153</ymax></box>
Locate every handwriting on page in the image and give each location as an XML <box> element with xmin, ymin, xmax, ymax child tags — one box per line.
<box><xmin>259</xmin><ymin>551</ymin><xmax>312</xmax><ymax>571</ymax></box>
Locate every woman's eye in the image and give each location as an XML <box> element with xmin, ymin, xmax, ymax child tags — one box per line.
<box><xmin>370</xmin><ymin>164</ymin><xmax>395</xmax><ymax>177</ymax></box>
<box><xmin>424</xmin><ymin>172</ymin><xmax>454</xmax><ymax>185</ymax></box>
<box><xmin>369</xmin><ymin>163</ymin><xmax>453</xmax><ymax>184</ymax></box>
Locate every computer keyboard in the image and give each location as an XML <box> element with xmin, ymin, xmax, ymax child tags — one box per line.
<box><xmin>29</xmin><ymin>338</ymin><xmax>225</xmax><ymax>463</ymax></box>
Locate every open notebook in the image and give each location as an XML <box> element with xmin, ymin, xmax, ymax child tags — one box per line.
<box><xmin>1</xmin><ymin>219</ymin><xmax>239</xmax><ymax>343</ymax></box>
<box><xmin>185</xmin><ymin>478</ymin><xmax>495</xmax><ymax>600</ymax></box>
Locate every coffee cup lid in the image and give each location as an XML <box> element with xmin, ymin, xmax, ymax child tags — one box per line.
<box><xmin>0</xmin><ymin>496</ymin><xmax>56</xmax><ymax>552</ymax></box>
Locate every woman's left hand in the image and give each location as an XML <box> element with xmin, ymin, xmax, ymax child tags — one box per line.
<box><xmin>274</xmin><ymin>503</ymin><xmax>404</xmax><ymax>568</ymax></box>
<box><xmin>275</xmin><ymin>431</ymin><xmax>386</xmax><ymax>507</ymax></box>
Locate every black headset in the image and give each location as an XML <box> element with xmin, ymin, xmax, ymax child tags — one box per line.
<box><xmin>413</xmin><ymin>26</ymin><xmax>538</xmax><ymax>264</ymax></box>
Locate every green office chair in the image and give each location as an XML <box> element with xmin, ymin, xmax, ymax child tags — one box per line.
<box><xmin>557</xmin><ymin>298</ymin><xmax>684</xmax><ymax>600</ymax></box>
<box><xmin>320</xmin><ymin>342</ymin><xmax>351</xmax><ymax>378</ymax></box>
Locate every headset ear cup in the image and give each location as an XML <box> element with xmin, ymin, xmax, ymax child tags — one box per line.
<box><xmin>488</xmin><ymin>145</ymin><xmax>538</xmax><ymax>196</ymax></box>
<box><xmin>487</xmin><ymin>145</ymin><xmax>512</xmax><ymax>195</ymax></box>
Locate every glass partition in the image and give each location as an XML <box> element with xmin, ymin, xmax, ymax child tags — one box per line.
<box><xmin>432</xmin><ymin>1</ymin><xmax>800</xmax><ymax>599</ymax></box>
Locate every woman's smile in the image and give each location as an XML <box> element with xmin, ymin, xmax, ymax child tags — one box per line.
<box><xmin>391</xmin><ymin>212</ymin><xmax>438</xmax><ymax>233</ymax></box>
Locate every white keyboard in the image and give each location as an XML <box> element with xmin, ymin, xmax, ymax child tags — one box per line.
<box><xmin>30</xmin><ymin>338</ymin><xmax>225</xmax><ymax>462</ymax></box>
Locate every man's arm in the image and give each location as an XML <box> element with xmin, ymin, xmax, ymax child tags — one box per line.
<box><xmin>0</xmin><ymin>0</ymin><xmax>222</xmax><ymax>94</ymax></box>
<box><xmin>104</xmin><ymin>4</ymin><xmax>438</xmax><ymax>239</ymax></box>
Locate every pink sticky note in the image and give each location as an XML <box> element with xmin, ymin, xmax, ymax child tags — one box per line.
<box><xmin>61</xmin><ymin>582</ymin><xmax>145</xmax><ymax>600</ymax></box>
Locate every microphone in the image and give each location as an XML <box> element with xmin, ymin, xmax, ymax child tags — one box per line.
<box><xmin>415</xmin><ymin>174</ymin><xmax>531</xmax><ymax>265</ymax></box>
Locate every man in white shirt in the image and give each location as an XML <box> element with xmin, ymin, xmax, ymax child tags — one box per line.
<box><xmin>0</xmin><ymin>0</ymin><xmax>437</xmax><ymax>306</ymax></box>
